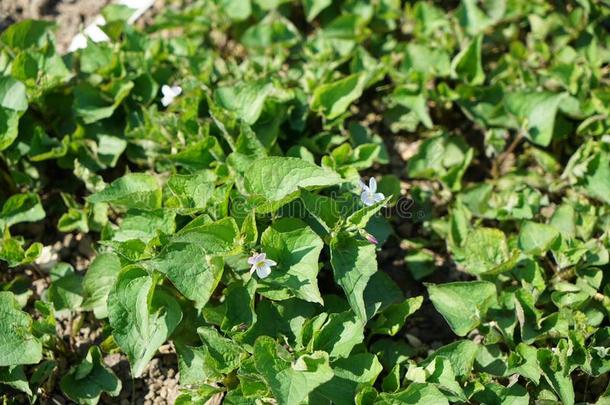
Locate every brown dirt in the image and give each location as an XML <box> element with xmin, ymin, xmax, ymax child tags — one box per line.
<box><xmin>0</xmin><ymin>0</ymin><xmax>112</xmax><ymax>52</ymax></box>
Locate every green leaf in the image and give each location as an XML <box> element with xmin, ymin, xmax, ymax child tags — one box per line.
<box><xmin>451</xmin><ymin>34</ymin><xmax>485</xmax><ymax>85</ymax></box>
<box><xmin>0</xmin><ymin>76</ymin><xmax>28</xmax><ymax>112</ymax></box>
<box><xmin>87</xmin><ymin>173</ymin><xmax>162</xmax><ymax>210</ymax></box>
<box><xmin>311</xmin><ymin>73</ymin><xmax>367</xmax><ymax>120</ymax></box>
<box><xmin>146</xmin><ymin>243</ymin><xmax>224</xmax><ymax>309</ymax></box>
<box><xmin>259</xmin><ymin>218</ymin><xmax>324</xmax><ymax>304</ymax></box>
<box><xmin>378</xmin><ymin>383</ymin><xmax>449</xmax><ymax>405</ymax></box>
<box><xmin>505</xmin><ymin>91</ymin><xmax>567</xmax><ymax>147</ymax></box>
<box><xmin>0</xmin><ymin>20</ymin><xmax>55</xmax><ymax>49</ymax></box>
<box><xmin>461</xmin><ymin>227</ymin><xmax>512</xmax><ymax>275</ymax></box>
<box><xmin>0</xmin><ymin>108</ymin><xmax>19</xmax><ymax>151</ymax></box>
<box><xmin>214</xmin><ymin>81</ymin><xmax>273</xmax><ymax>125</ymax></box>
<box><xmin>0</xmin><ymin>366</ymin><xmax>32</xmax><ymax>395</ymax></box>
<box><xmin>244</xmin><ymin>157</ymin><xmax>343</xmax><ymax>213</ymax></box>
<box><xmin>48</xmin><ymin>263</ymin><xmax>84</xmax><ymax>311</ymax></box>
<box><xmin>315</xmin><ymin>353</ymin><xmax>382</xmax><ymax>405</ymax></box>
<box><xmin>107</xmin><ymin>267</ymin><xmax>182</xmax><ymax>377</ymax></box>
<box><xmin>330</xmin><ymin>234</ymin><xmax>378</xmax><ymax>321</ymax></box>
<box><xmin>60</xmin><ymin>346</ymin><xmax>122</xmax><ymax>405</ymax></box>
<box><xmin>197</xmin><ymin>326</ymin><xmax>248</xmax><ymax>374</ymax></box>
<box><xmin>369</xmin><ymin>296</ymin><xmax>423</xmax><ymax>336</ymax></box>
<box><xmin>347</xmin><ymin>195</ymin><xmax>391</xmax><ymax>229</ymax></box>
<box><xmin>303</xmin><ymin>0</ymin><xmax>332</xmax><ymax>21</ymax></box>
<box><xmin>74</xmin><ymin>80</ymin><xmax>134</xmax><ymax>124</ymax></box>
<box><xmin>538</xmin><ymin>347</ymin><xmax>575</xmax><ymax>405</ymax></box>
<box><xmin>312</xmin><ymin>311</ymin><xmax>364</xmax><ymax>359</ymax></box>
<box><xmin>171</xmin><ymin>217</ymin><xmax>239</xmax><ymax>254</ymax></box>
<box><xmin>300</xmin><ymin>189</ymin><xmax>341</xmax><ymax>232</ymax></box>
<box><xmin>518</xmin><ymin>221</ymin><xmax>560</xmax><ymax>256</ymax></box>
<box><xmin>0</xmin><ymin>193</ymin><xmax>45</xmax><ymax>228</ymax></box>
<box><xmin>165</xmin><ymin>171</ymin><xmax>216</xmax><ymax>213</ymax></box>
<box><xmin>253</xmin><ymin>336</ymin><xmax>333</xmax><ymax>405</ymax></box>
<box><xmin>583</xmin><ymin>152</ymin><xmax>610</xmax><ymax>205</ymax></box>
<box><xmin>427</xmin><ymin>281</ymin><xmax>497</xmax><ymax>337</ymax></box>
<box><xmin>0</xmin><ymin>292</ymin><xmax>42</xmax><ymax>367</ymax></box>
<box><xmin>82</xmin><ymin>253</ymin><xmax>122</xmax><ymax>318</ymax></box>
<box><xmin>473</xmin><ymin>383</ymin><xmax>530</xmax><ymax>405</ymax></box>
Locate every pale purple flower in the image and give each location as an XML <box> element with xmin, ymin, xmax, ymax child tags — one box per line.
<box><xmin>248</xmin><ymin>252</ymin><xmax>276</xmax><ymax>279</ymax></box>
<box><xmin>360</xmin><ymin>178</ymin><xmax>385</xmax><ymax>207</ymax></box>
<box><xmin>365</xmin><ymin>233</ymin><xmax>378</xmax><ymax>245</ymax></box>
<box><xmin>161</xmin><ymin>84</ymin><xmax>182</xmax><ymax>106</ymax></box>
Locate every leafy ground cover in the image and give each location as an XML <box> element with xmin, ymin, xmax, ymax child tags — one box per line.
<box><xmin>1</xmin><ymin>0</ymin><xmax>610</xmax><ymax>404</ymax></box>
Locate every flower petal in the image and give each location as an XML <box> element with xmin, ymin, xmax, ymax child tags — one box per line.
<box><xmin>368</xmin><ymin>177</ymin><xmax>377</xmax><ymax>193</ymax></box>
<box><xmin>161</xmin><ymin>85</ymin><xmax>172</xmax><ymax>97</ymax></box>
<box><xmin>264</xmin><ymin>259</ymin><xmax>277</xmax><ymax>267</ymax></box>
<box><xmin>171</xmin><ymin>85</ymin><xmax>182</xmax><ymax>96</ymax></box>
<box><xmin>249</xmin><ymin>264</ymin><xmax>257</xmax><ymax>274</ymax></box>
<box><xmin>248</xmin><ymin>252</ymin><xmax>265</xmax><ymax>265</ymax></box>
<box><xmin>359</xmin><ymin>180</ymin><xmax>369</xmax><ymax>193</ymax></box>
<box><xmin>256</xmin><ymin>264</ymin><xmax>272</xmax><ymax>278</ymax></box>
<box><xmin>373</xmin><ymin>192</ymin><xmax>385</xmax><ymax>203</ymax></box>
<box><xmin>161</xmin><ymin>96</ymin><xmax>172</xmax><ymax>107</ymax></box>
<box><xmin>361</xmin><ymin>192</ymin><xmax>375</xmax><ymax>206</ymax></box>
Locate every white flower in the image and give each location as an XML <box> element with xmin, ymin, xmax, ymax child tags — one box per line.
<box><xmin>161</xmin><ymin>84</ymin><xmax>182</xmax><ymax>107</ymax></box>
<box><xmin>248</xmin><ymin>252</ymin><xmax>277</xmax><ymax>279</ymax></box>
<box><xmin>360</xmin><ymin>177</ymin><xmax>385</xmax><ymax>206</ymax></box>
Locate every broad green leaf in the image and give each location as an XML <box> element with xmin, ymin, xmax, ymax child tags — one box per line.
<box><xmin>48</xmin><ymin>263</ymin><xmax>84</xmax><ymax>311</ymax></box>
<box><xmin>165</xmin><ymin>171</ymin><xmax>216</xmax><ymax>213</ymax></box>
<box><xmin>424</xmin><ymin>356</ymin><xmax>467</xmax><ymax>402</ymax></box>
<box><xmin>0</xmin><ymin>292</ymin><xmax>42</xmax><ymax>367</ymax></box>
<box><xmin>60</xmin><ymin>346</ymin><xmax>122</xmax><ymax>405</ymax></box>
<box><xmin>518</xmin><ymin>221</ymin><xmax>560</xmax><ymax>256</ymax></box>
<box><xmin>330</xmin><ymin>234</ymin><xmax>378</xmax><ymax>321</ymax></box>
<box><xmin>244</xmin><ymin>157</ymin><xmax>343</xmax><ymax>213</ymax></box>
<box><xmin>253</xmin><ymin>336</ymin><xmax>333</xmax><ymax>405</ymax></box>
<box><xmin>0</xmin><ymin>108</ymin><xmax>19</xmax><ymax>151</ymax></box>
<box><xmin>538</xmin><ymin>347</ymin><xmax>575</xmax><ymax>405</ymax></box>
<box><xmin>110</xmin><ymin>209</ymin><xmax>175</xmax><ymax>243</ymax></box>
<box><xmin>425</xmin><ymin>340</ymin><xmax>480</xmax><ymax>379</ymax></box>
<box><xmin>74</xmin><ymin>80</ymin><xmax>134</xmax><ymax>124</ymax></box>
<box><xmin>0</xmin><ymin>366</ymin><xmax>31</xmax><ymax>395</ymax></box>
<box><xmin>311</xmin><ymin>73</ymin><xmax>367</xmax><ymax>120</ymax></box>
<box><xmin>505</xmin><ymin>91</ymin><xmax>567</xmax><ymax>147</ymax></box>
<box><xmin>197</xmin><ymin>326</ymin><xmax>248</xmax><ymax>374</ymax></box>
<box><xmin>347</xmin><ymin>195</ymin><xmax>391</xmax><ymax>229</ymax></box>
<box><xmin>146</xmin><ymin>243</ymin><xmax>224</xmax><ymax>309</ymax></box>
<box><xmin>259</xmin><ymin>218</ymin><xmax>324</xmax><ymax>304</ymax></box>
<box><xmin>0</xmin><ymin>20</ymin><xmax>55</xmax><ymax>49</ymax></box>
<box><xmin>0</xmin><ymin>76</ymin><xmax>28</xmax><ymax>112</ymax></box>
<box><xmin>82</xmin><ymin>253</ymin><xmax>122</xmax><ymax>319</ymax></box>
<box><xmin>87</xmin><ymin>173</ymin><xmax>161</xmax><ymax>210</ymax></box>
<box><xmin>108</xmin><ymin>267</ymin><xmax>182</xmax><ymax>377</ymax></box>
<box><xmin>473</xmin><ymin>383</ymin><xmax>530</xmax><ymax>405</ymax></box>
<box><xmin>300</xmin><ymin>189</ymin><xmax>341</xmax><ymax>232</ymax></box>
<box><xmin>303</xmin><ymin>0</ymin><xmax>332</xmax><ymax>21</ymax></box>
<box><xmin>214</xmin><ymin>81</ymin><xmax>273</xmax><ymax>124</ymax></box>
<box><xmin>313</xmin><ymin>311</ymin><xmax>364</xmax><ymax>359</ymax></box>
<box><xmin>220</xmin><ymin>0</ymin><xmax>252</xmax><ymax>20</ymax></box>
<box><xmin>369</xmin><ymin>296</ymin><xmax>423</xmax><ymax>336</ymax></box>
<box><xmin>377</xmin><ymin>383</ymin><xmax>449</xmax><ymax>405</ymax></box>
<box><xmin>0</xmin><ymin>193</ymin><xmax>45</xmax><ymax>228</ymax></box>
<box><xmin>314</xmin><ymin>353</ymin><xmax>383</xmax><ymax>405</ymax></box>
<box><xmin>172</xmin><ymin>217</ymin><xmax>239</xmax><ymax>254</ymax></box>
<box><xmin>427</xmin><ymin>281</ymin><xmax>497</xmax><ymax>336</ymax></box>
<box><xmin>583</xmin><ymin>152</ymin><xmax>610</xmax><ymax>205</ymax></box>
<box><xmin>461</xmin><ymin>227</ymin><xmax>511</xmax><ymax>274</ymax></box>
<box><xmin>451</xmin><ymin>34</ymin><xmax>485</xmax><ymax>85</ymax></box>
